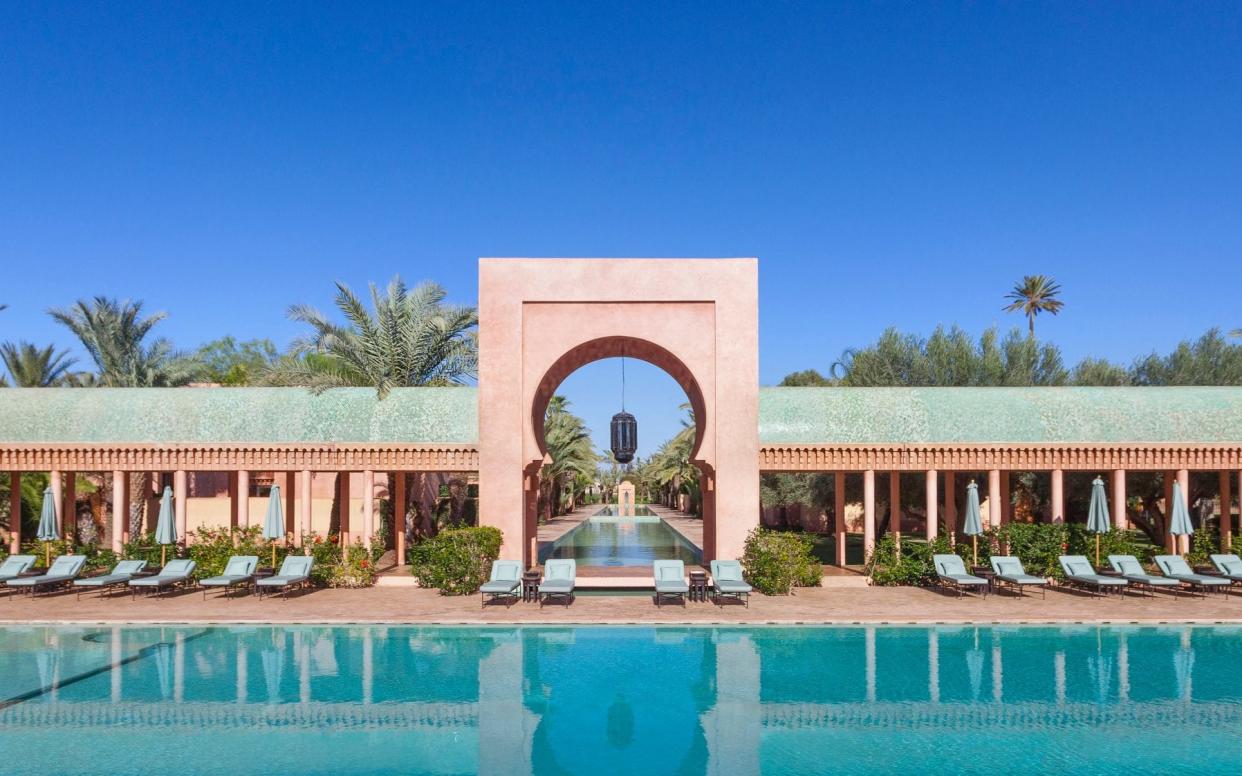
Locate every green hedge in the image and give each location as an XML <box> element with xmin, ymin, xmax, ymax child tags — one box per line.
<box><xmin>409</xmin><ymin>526</ymin><xmax>503</xmax><ymax>595</ymax></box>
<box><xmin>865</xmin><ymin>522</ymin><xmax>1163</xmax><ymax>585</ymax></box>
<box><xmin>741</xmin><ymin>528</ymin><xmax>823</xmax><ymax>595</ymax></box>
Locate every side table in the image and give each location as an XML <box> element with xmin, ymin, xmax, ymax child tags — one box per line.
<box><xmin>522</xmin><ymin>570</ymin><xmax>541</xmax><ymax>603</ymax></box>
<box><xmin>688</xmin><ymin>570</ymin><xmax>708</xmax><ymax>603</ymax></box>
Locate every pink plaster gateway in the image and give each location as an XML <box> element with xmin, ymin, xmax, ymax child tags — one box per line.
<box><xmin>477</xmin><ymin>258</ymin><xmax>760</xmax><ymax>565</ymax></box>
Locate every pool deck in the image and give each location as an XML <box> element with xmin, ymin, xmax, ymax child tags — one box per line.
<box><xmin>6</xmin><ymin>585</ymin><xmax>1242</xmax><ymax>626</ymax></box>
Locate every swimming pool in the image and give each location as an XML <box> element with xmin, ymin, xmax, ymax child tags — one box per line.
<box><xmin>2</xmin><ymin>624</ymin><xmax>1240</xmax><ymax>775</ymax></box>
<box><xmin>539</xmin><ymin>513</ymin><xmax>702</xmax><ymax>566</ymax></box>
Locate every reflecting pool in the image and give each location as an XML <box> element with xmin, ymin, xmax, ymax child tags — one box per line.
<box><xmin>539</xmin><ymin>515</ymin><xmax>701</xmax><ymax>566</ymax></box>
<box><xmin>2</xmin><ymin>625</ymin><xmax>1241</xmax><ymax>775</ymax></box>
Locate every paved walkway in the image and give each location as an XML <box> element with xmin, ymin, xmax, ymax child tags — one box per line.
<box><xmin>6</xmin><ymin>585</ymin><xmax>1242</xmax><ymax>626</ymax></box>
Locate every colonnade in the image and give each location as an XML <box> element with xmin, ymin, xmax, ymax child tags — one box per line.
<box><xmin>827</xmin><ymin>467</ymin><xmax>1242</xmax><ymax>564</ymax></box>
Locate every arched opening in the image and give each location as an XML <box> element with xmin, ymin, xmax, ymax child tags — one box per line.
<box><xmin>527</xmin><ymin>336</ymin><xmax>713</xmax><ymax>568</ymax></box>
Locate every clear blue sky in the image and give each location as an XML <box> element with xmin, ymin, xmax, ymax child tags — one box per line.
<box><xmin>2</xmin><ymin>3</ymin><xmax>1240</xmax><ymax>456</ymax></box>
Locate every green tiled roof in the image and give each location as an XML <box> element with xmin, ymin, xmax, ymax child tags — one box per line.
<box><xmin>758</xmin><ymin>387</ymin><xmax>1242</xmax><ymax>444</ymax></box>
<box><xmin>1</xmin><ymin>386</ymin><xmax>1239</xmax><ymax>447</ymax></box>
<box><xmin>0</xmin><ymin>387</ymin><xmax>478</xmax><ymax>444</ymax></box>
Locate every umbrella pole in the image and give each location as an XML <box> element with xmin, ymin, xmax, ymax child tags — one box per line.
<box><xmin>272</xmin><ymin>544</ymin><xmax>276</xmax><ymax>570</ymax></box>
<box><xmin>1096</xmin><ymin>535</ymin><xmax>1101</xmax><ymax>568</ymax></box>
<box><xmin>972</xmin><ymin>535</ymin><xmax>978</xmax><ymax>567</ymax></box>
<box><xmin>161</xmin><ymin>545</ymin><xmax>167</xmax><ymax>567</ymax></box>
<box><xmin>44</xmin><ymin>541</ymin><xmax>50</xmax><ymax>568</ymax></box>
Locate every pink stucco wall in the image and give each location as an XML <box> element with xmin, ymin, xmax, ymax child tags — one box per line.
<box><xmin>478</xmin><ymin>258</ymin><xmax>759</xmax><ymax>564</ymax></box>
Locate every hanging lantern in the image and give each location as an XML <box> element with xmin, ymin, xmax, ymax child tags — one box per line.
<box><xmin>610</xmin><ymin>411</ymin><xmax>637</xmax><ymax>464</ymax></box>
<box><xmin>610</xmin><ymin>352</ymin><xmax>637</xmax><ymax>464</ymax></box>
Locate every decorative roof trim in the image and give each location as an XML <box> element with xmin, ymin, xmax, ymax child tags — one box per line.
<box><xmin>759</xmin><ymin>443</ymin><xmax>1242</xmax><ymax>472</ymax></box>
<box><xmin>0</xmin><ymin>443</ymin><xmax>479</xmax><ymax>472</ymax></box>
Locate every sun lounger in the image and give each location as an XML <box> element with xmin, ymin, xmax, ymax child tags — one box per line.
<box><xmin>1209</xmin><ymin>554</ymin><xmax>1242</xmax><ymax>590</ymax></box>
<box><xmin>73</xmin><ymin>560</ymin><xmax>149</xmax><ymax>598</ymax></box>
<box><xmin>1058</xmin><ymin>555</ymin><xmax>1127</xmax><ymax>597</ymax></box>
<box><xmin>480</xmin><ymin>560</ymin><xmax>523</xmax><ymax>608</ymax></box>
<box><xmin>256</xmin><ymin>556</ymin><xmax>314</xmax><ymax>599</ymax></box>
<box><xmin>653</xmin><ymin>559</ymin><xmax>689</xmax><ymax>607</ymax></box>
<box><xmin>933</xmin><ymin>554</ymin><xmax>989</xmax><ymax>597</ymax></box>
<box><xmin>1155</xmin><ymin>555</ymin><xmax>1231</xmax><ymax>596</ymax></box>
<box><xmin>199</xmin><ymin>555</ymin><xmax>259</xmax><ymax>598</ymax></box>
<box><xmin>5</xmin><ymin>555</ymin><xmax>88</xmax><ymax>596</ymax></box>
<box><xmin>128</xmin><ymin>559</ymin><xmax>197</xmax><ymax>598</ymax></box>
<box><xmin>710</xmin><ymin>559</ymin><xmax>752</xmax><ymax>607</ymax></box>
<box><xmin>539</xmin><ymin>559</ymin><xmax>576</xmax><ymax>607</ymax></box>
<box><xmin>989</xmin><ymin>556</ymin><xmax>1048</xmax><ymax>598</ymax></box>
<box><xmin>0</xmin><ymin>555</ymin><xmax>35</xmax><ymax>588</ymax></box>
<box><xmin>1107</xmin><ymin>554</ymin><xmax>1181</xmax><ymax>596</ymax></box>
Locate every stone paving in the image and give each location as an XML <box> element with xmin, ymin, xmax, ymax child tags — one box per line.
<box><xmin>5</xmin><ymin>583</ymin><xmax>1242</xmax><ymax>626</ymax></box>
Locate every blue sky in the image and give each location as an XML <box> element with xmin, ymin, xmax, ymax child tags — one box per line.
<box><xmin>2</xmin><ymin>3</ymin><xmax>1240</xmax><ymax>456</ymax></box>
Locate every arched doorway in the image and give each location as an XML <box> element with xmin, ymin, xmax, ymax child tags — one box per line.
<box><xmin>477</xmin><ymin>258</ymin><xmax>759</xmax><ymax>565</ymax></box>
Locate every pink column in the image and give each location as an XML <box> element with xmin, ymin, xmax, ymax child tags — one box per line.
<box><xmin>362</xmin><ymin>470</ymin><xmax>375</xmax><ymax>549</ymax></box>
<box><xmin>999</xmin><ymin>472</ymin><xmax>1011</xmax><ymax>525</ymax></box>
<box><xmin>394</xmin><ymin>472</ymin><xmax>407</xmax><ymax>566</ymax></box>
<box><xmin>237</xmin><ymin>471</ymin><xmax>250</xmax><ymax>529</ymax></box>
<box><xmin>299</xmin><ymin>470</ymin><xmax>312</xmax><ymax>543</ymax></box>
<box><xmin>863</xmin><ymin>470</ymin><xmax>876</xmax><ymax>559</ymax></box>
<box><xmin>1177</xmin><ymin>468</ymin><xmax>1191</xmax><ymax>555</ymax></box>
<box><xmin>944</xmin><ymin>473</ymin><xmax>957</xmax><ymax>542</ymax></box>
<box><xmin>1220</xmin><ymin>470</ymin><xmax>1233</xmax><ymax>552</ymax></box>
<box><xmin>1112</xmin><ymin>470</ymin><xmax>1127</xmax><ymax>530</ymax></box>
<box><xmin>1164</xmin><ymin>473</ymin><xmax>1177</xmax><ymax>553</ymax></box>
<box><xmin>925</xmin><ymin>470</ymin><xmax>938</xmax><ymax>541</ymax></box>
<box><xmin>174</xmin><ymin>470</ymin><xmax>188</xmax><ymax>544</ymax></box>
<box><xmin>834</xmin><ymin>471</ymin><xmax>846</xmax><ymax>566</ymax></box>
<box><xmin>9</xmin><ymin>472</ymin><xmax>21</xmax><ymax>553</ymax></box>
<box><xmin>1050</xmin><ymin>469</ymin><xmax>1064</xmax><ymax>524</ymax></box>
<box><xmin>988</xmin><ymin>469</ymin><xmax>1002</xmax><ymax>529</ymax></box>
<box><xmin>111</xmin><ymin>470</ymin><xmax>125</xmax><ymax>553</ymax></box>
<box><xmin>285</xmin><ymin>473</ymin><xmax>298</xmax><ymax>546</ymax></box>
<box><xmin>49</xmin><ymin>471</ymin><xmax>64</xmax><ymax>539</ymax></box>
<box><xmin>889</xmin><ymin>472</ymin><xmax>901</xmax><ymax>544</ymax></box>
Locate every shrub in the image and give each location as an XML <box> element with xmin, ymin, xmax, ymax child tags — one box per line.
<box><xmin>409</xmin><ymin>526</ymin><xmax>503</xmax><ymax>595</ymax></box>
<box><xmin>741</xmin><ymin>527</ymin><xmax>822</xmax><ymax>595</ymax></box>
<box><xmin>1187</xmin><ymin>525</ymin><xmax>1219</xmax><ymax>568</ymax></box>
<box><xmin>865</xmin><ymin>535</ymin><xmax>958</xmax><ymax>587</ymax></box>
<box><xmin>324</xmin><ymin>540</ymin><xmax>377</xmax><ymax>588</ymax></box>
<box><xmin>20</xmin><ymin>539</ymin><xmax>115</xmax><ymax>572</ymax></box>
<box><xmin>123</xmin><ymin>532</ymin><xmax>179</xmax><ymax>568</ymax></box>
<box><xmin>187</xmin><ymin>526</ymin><xmax>291</xmax><ymax>581</ymax></box>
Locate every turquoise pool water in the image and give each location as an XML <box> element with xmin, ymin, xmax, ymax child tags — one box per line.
<box><xmin>539</xmin><ymin>515</ymin><xmax>702</xmax><ymax>565</ymax></box>
<box><xmin>2</xmin><ymin>625</ymin><xmax>1241</xmax><ymax>775</ymax></box>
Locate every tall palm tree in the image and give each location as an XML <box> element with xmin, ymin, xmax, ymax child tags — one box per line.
<box><xmin>265</xmin><ymin>277</ymin><xmax>477</xmax><ymax>398</ymax></box>
<box><xmin>0</xmin><ymin>342</ymin><xmax>76</xmax><ymax>386</ymax></box>
<box><xmin>1003</xmin><ymin>275</ymin><xmax>1064</xmax><ymax>337</ymax></box>
<box><xmin>540</xmin><ymin>396</ymin><xmax>597</xmax><ymax>519</ymax></box>
<box><xmin>49</xmin><ymin>297</ymin><xmax>191</xmax><ymax>386</ymax></box>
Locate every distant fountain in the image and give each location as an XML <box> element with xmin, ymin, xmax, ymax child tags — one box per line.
<box><xmin>617</xmin><ymin>482</ymin><xmax>636</xmax><ymax>517</ymax></box>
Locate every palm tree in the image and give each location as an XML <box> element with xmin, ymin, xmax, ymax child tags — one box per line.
<box><xmin>49</xmin><ymin>297</ymin><xmax>192</xmax><ymax>386</ymax></box>
<box><xmin>0</xmin><ymin>342</ymin><xmax>76</xmax><ymax>386</ymax></box>
<box><xmin>644</xmin><ymin>404</ymin><xmax>701</xmax><ymax>514</ymax></box>
<box><xmin>540</xmin><ymin>396</ymin><xmax>598</xmax><ymax>520</ymax></box>
<box><xmin>1003</xmin><ymin>275</ymin><xmax>1064</xmax><ymax>337</ymax></box>
<box><xmin>265</xmin><ymin>277</ymin><xmax>477</xmax><ymax>398</ymax></box>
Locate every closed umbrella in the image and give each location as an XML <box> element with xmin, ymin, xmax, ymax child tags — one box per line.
<box><xmin>1169</xmin><ymin>480</ymin><xmax>1194</xmax><ymax>554</ymax></box>
<box><xmin>263</xmin><ymin>484</ymin><xmax>285</xmax><ymax>569</ymax></box>
<box><xmin>36</xmin><ymin>487</ymin><xmax>59</xmax><ymax>567</ymax></box>
<box><xmin>963</xmin><ymin>480</ymin><xmax>984</xmax><ymax>567</ymax></box>
<box><xmin>1086</xmin><ymin>476</ymin><xmax>1111</xmax><ymax>567</ymax></box>
<box><xmin>154</xmin><ymin>486</ymin><xmax>176</xmax><ymax>567</ymax></box>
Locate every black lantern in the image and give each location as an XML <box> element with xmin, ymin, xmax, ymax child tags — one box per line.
<box><xmin>609</xmin><ymin>353</ymin><xmax>637</xmax><ymax>464</ymax></box>
<box><xmin>610</xmin><ymin>411</ymin><xmax>637</xmax><ymax>464</ymax></box>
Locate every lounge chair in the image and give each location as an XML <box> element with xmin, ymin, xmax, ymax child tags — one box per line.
<box><xmin>1209</xmin><ymin>554</ymin><xmax>1242</xmax><ymax>591</ymax></box>
<box><xmin>653</xmin><ymin>559</ymin><xmax>689</xmax><ymax>607</ymax></box>
<box><xmin>0</xmin><ymin>555</ymin><xmax>36</xmax><ymax>589</ymax></box>
<box><xmin>128</xmin><ymin>559</ymin><xmax>197</xmax><ymax>598</ymax></box>
<box><xmin>1154</xmin><ymin>555</ymin><xmax>1231</xmax><ymax>597</ymax></box>
<box><xmin>256</xmin><ymin>556</ymin><xmax>314</xmax><ymax>599</ymax></box>
<box><xmin>1107</xmin><ymin>554</ymin><xmax>1181</xmax><ymax>597</ymax></box>
<box><xmin>73</xmin><ymin>560</ymin><xmax>149</xmax><ymax>599</ymax></box>
<box><xmin>710</xmin><ymin>559</ymin><xmax>752</xmax><ymax>607</ymax></box>
<box><xmin>199</xmin><ymin>555</ymin><xmax>259</xmax><ymax>598</ymax></box>
<box><xmin>538</xmin><ymin>559</ymin><xmax>576</xmax><ymax>607</ymax></box>
<box><xmin>933</xmin><ymin>554</ymin><xmax>989</xmax><ymax>597</ymax></box>
<box><xmin>989</xmin><ymin>556</ymin><xmax>1048</xmax><ymax>598</ymax></box>
<box><xmin>1058</xmin><ymin>555</ymin><xmax>1128</xmax><ymax>597</ymax></box>
<box><xmin>480</xmin><ymin>560</ymin><xmax>523</xmax><ymax>608</ymax></box>
<box><xmin>4</xmin><ymin>555</ymin><xmax>88</xmax><ymax>596</ymax></box>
